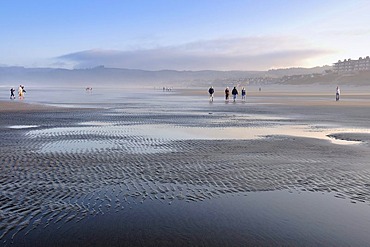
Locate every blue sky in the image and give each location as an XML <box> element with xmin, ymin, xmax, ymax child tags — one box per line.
<box><xmin>1</xmin><ymin>0</ymin><xmax>369</xmax><ymax>70</ymax></box>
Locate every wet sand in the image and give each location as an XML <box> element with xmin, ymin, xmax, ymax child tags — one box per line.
<box><xmin>1</xmin><ymin>87</ymin><xmax>370</xmax><ymax>246</ymax></box>
<box><xmin>0</xmin><ymin>101</ymin><xmax>55</xmax><ymax>112</ymax></box>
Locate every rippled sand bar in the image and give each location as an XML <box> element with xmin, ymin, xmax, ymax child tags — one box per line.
<box><xmin>1</xmin><ymin>87</ymin><xmax>370</xmax><ymax>246</ymax></box>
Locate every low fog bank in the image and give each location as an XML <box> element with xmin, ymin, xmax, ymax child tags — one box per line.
<box><xmin>0</xmin><ymin>66</ymin><xmax>260</xmax><ymax>88</ymax></box>
<box><xmin>1</xmin><ymin>65</ymin><xmax>370</xmax><ymax>89</ymax></box>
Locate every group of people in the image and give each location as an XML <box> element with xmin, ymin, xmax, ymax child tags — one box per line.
<box><xmin>163</xmin><ymin>87</ymin><xmax>173</xmax><ymax>92</ymax></box>
<box><xmin>10</xmin><ymin>85</ymin><xmax>26</xmax><ymax>99</ymax></box>
<box><xmin>208</xmin><ymin>86</ymin><xmax>247</xmax><ymax>102</ymax></box>
<box><xmin>209</xmin><ymin>86</ymin><xmax>342</xmax><ymax>102</ymax></box>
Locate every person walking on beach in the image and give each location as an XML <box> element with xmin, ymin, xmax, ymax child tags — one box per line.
<box><xmin>10</xmin><ymin>88</ymin><xmax>15</xmax><ymax>99</ymax></box>
<box><xmin>18</xmin><ymin>85</ymin><xmax>24</xmax><ymax>99</ymax></box>
<box><xmin>208</xmin><ymin>86</ymin><xmax>214</xmax><ymax>102</ymax></box>
<box><xmin>225</xmin><ymin>87</ymin><xmax>230</xmax><ymax>101</ymax></box>
<box><xmin>232</xmin><ymin>86</ymin><xmax>238</xmax><ymax>102</ymax></box>
<box><xmin>336</xmin><ymin>86</ymin><xmax>340</xmax><ymax>101</ymax></box>
<box><xmin>241</xmin><ymin>87</ymin><xmax>246</xmax><ymax>101</ymax></box>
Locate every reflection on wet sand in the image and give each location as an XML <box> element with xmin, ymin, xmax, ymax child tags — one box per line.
<box><xmin>1</xmin><ymin>88</ymin><xmax>370</xmax><ymax>246</ymax></box>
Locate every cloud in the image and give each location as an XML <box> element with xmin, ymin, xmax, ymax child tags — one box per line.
<box><xmin>57</xmin><ymin>36</ymin><xmax>333</xmax><ymax>71</ymax></box>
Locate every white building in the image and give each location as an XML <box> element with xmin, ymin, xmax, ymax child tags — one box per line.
<box><xmin>333</xmin><ymin>56</ymin><xmax>370</xmax><ymax>73</ymax></box>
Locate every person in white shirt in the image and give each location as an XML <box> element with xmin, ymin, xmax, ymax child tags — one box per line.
<box><xmin>18</xmin><ymin>85</ymin><xmax>23</xmax><ymax>99</ymax></box>
<box><xmin>336</xmin><ymin>86</ymin><xmax>340</xmax><ymax>101</ymax></box>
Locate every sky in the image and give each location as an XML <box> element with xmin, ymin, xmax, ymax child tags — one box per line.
<box><xmin>1</xmin><ymin>0</ymin><xmax>369</xmax><ymax>71</ymax></box>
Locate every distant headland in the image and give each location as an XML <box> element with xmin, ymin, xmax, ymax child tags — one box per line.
<box><xmin>1</xmin><ymin>56</ymin><xmax>370</xmax><ymax>87</ymax></box>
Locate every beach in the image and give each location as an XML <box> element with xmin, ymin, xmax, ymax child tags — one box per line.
<box><xmin>1</xmin><ymin>86</ymin><xmax>370</xmax><ymax>246</ymax></box>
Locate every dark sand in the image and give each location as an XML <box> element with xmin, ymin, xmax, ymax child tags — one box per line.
<box><xmin>1</xmin><ymin>87</ymin><xmax>370</xmax><ymax>246</ymax></box>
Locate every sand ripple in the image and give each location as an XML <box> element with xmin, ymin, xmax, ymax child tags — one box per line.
<box><xmin>1</xmin><ymin>109</ymin><xmax>370</xmax><ymax>243</ymax></box>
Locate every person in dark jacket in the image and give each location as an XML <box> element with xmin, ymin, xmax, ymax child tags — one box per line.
<box><xmin>208</xmin><ymin>86</ymin><xmax>214</xmax><ymax>102</ymax></box>
<box><xmin>232</xmin><ymin>86</ymin><xmax>238</xmax><ymax>102</ymax></box>
<box><xmin>225</xmin><ymin>87</ymin><xmax>230</xmax><ymax>101</ymax></box>
<box><xmin>241</xmin><ymin>87</ymin><xmax>246</xmax><ymax>101</ymax></box>
<box><xmin>10</xmin><ymin>88</ymin><xmax>15</xmax><ymax>99</ymax></box>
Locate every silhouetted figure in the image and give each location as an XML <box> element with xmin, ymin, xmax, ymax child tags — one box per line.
<box><xmin>241</xmin><ymin>87</ymin><xmax>246</xmax><ymax>101</ymax></box>
<box><xmin>225</xmin><ymin>87</ymin><xmax>230</xmax><ymax>101</ymax></box>
<box><xmin>208</xmin><ymin>86</ymin><xmax>214</xmax><ymax>102</ymax></box>
<box><xmin>336</xmin><ymin>86</ymin><xmax>340</xmax><ymax>101</ymax></box>
<box><xmin>232</xmin><ymin>86</ymin><xmax>238</xmax><ymax>102</ymax></box>
<box><xmin>10</xmin><ymin>88</ymin><xmax>15</xmax><ymax>99</ymax></box>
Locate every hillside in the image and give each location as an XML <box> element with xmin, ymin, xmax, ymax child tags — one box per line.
<box><xmin>3</xmin><ymin>65</ymin><xmax>365</xmax><ymax>88</ymax></box>
<box><xmin>277</xmin><ymin>70</ymin><xmax>370</xmax><ymax>86</ymax></box>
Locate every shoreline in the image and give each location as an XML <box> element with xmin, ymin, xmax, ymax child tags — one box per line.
<box><xmin>1</xmin><ymin>85</ymin><xmax>368</xmax><ymax>111</ymax></box>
